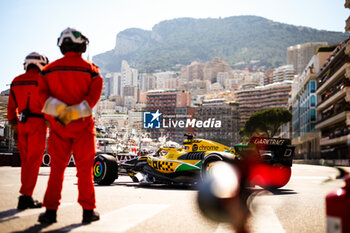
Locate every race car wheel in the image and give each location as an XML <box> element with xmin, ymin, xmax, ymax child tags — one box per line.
<box><xmin>94</xmin><ymin>154</ymin><xmax>118</xmax><ymax>185</ymax></box>
<box><xmin>200</xmin><ymin>154</ymin><xmax>223</xmax><ymax>181</ymax></box>
<box><xmin>249</xmin><ymin>163</ymin><xmax>292</xmax><ymax>189</ymax></box>
<box><xmin>267</xmin><ymin>165</ymin><xmax>292</xmax><ymax>189</ymax></box>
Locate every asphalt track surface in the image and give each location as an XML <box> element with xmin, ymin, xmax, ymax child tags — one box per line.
<box><xmin>0</xmin><ymin>164</ymin><xmax>347</xmax><ymax>233</ymax></box>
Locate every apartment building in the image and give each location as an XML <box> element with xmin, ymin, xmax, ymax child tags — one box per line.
<box><xmin>139</xmin><ymin>73</ymin><xmax>156</xmax><ymax>92</ymax></box>
<box><xmin>154</xmin><ymin>71</ymin><xmax>178</xmax><ymax>89</ymax></box>
<box><xmin>146</xmin><ymin>90</ymin><xmax>191</xmax><ymax>141</ymax></box>
<box><xmin>194</xmin><ymin>99</ymin><xmax>240</xmax><ymax>146</ymax></box>
<box><xmin>264</xmin><ymin>69</ymin><xmax>274</xmax><ymax>86</ymax></box>
<box><xmin>273</xmin><ymin>65</ymin><xmax>295</xmax><ymax>83</ymax></box>
<box><xmin>174</xmin><ymin>107</ymin><xmax>196</xmax><ymax>142</ymax></box>
<box><xmin>287</xmin><ymin>42</ymin><xmax>328</xmax><ymax>75</ymax></box>
<box><xmin>291</xmin><ymin>47</ymin><xmax>333</xmax><ymax>159</ymax></box>
<box><xmin>235</xmin><ymin>81</ymin><xmax>292</xmax><ymax>128</ymax></box>
<box><xmin>315</xmin><ymin>38</ymin><xmax>350</xmax><ymax>161</ymax></box>
<box><xmin>0</xmin><ymin>93</ymin><xmax>9</xmax><ymax>125</ymax></box>
<box><xmin>180</xmin><ymin>61</ymin><xmax>204</xmax><ymax>81</ymax></box>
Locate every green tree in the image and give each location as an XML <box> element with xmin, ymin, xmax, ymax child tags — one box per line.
<box><xmin>239</xmin><ymin>108</ymin><xmax>292</xmax><ymax>139</ymax></box>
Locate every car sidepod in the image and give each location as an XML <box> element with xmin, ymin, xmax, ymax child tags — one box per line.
<box><xmin>146</xmin><ymin>156</ymin><xmax>202</xmax><ymax>179</ymax></box>
<box><xmin>200</xmin><ymin>152</ymin><xmax>237</xmax><ymax>180</ymax></box>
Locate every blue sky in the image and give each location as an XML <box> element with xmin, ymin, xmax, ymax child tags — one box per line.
<box><xmin>0</xmin><ymin>0</ymin><xmax>348</xmax><ymax>93</ymax></box>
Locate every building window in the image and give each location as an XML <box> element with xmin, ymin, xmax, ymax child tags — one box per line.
<box><xmin>311</xmin><ymin>123</ymin><xmax>315</xmax><ymax>132</ymax></box>
<box><xmin>311</xmin><ymin>95</ymin><xmax>316</xmax><ymax>107</ymax></box>
<box><xmin>310</xmin><ymin>81</ymin><xmax>316</xmax><ymax>93</ymax></box>
<box><xmin>311</xmin><ymin>109</ymin><xmax>316</xmax><ymax>121</ymax></box>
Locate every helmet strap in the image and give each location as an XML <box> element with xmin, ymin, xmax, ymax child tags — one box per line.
<box><xmin>26</xmin><ymin>64</ymin><xmax>41</xmax><ymax>71</ymax></box>
<box><xmin>60</xmin><ymin>42</ymin><xmax>86</xmax><ymax>55</ymax></box>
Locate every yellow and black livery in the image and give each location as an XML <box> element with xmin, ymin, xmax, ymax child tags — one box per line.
<box><xmin>93</xmin><ymin>134</ymin><xmax>294</xmax><ymax>187</ymax></box>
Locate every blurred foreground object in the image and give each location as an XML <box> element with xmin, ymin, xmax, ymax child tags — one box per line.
<box><xmin>197</xmin><ymin>137</ymin><xmax>295</xmax><ymax>232</ymax></box>
<box><xmin>326</xmin><ymin>168</ymin><xmax>350</xmax><ymax>233</ymax></box>
<box><xmin>198</xmin><ymin>161</ymin><xmax>250</xmax><ymax>233</ymax></box>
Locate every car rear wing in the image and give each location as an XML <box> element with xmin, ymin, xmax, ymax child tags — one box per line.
<box><xmin>234</xmin><ymin>137</ymin><xmax>295</xmax><ymax>167</ymax></box>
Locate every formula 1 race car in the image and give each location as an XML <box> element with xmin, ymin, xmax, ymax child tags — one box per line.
<box><xmin>93</xmin><ymin>134</ymin><xmax>294</xmax><ymax>189</ymax></box>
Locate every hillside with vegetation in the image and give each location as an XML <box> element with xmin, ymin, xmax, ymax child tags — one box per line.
<box><xmin>93</xmin><ymin>15</ymin><xmax>348</xmax><ymax>73</ymax></box>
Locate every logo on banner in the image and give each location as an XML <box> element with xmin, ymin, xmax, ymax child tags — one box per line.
<box><xmin>143</xmin><ymin>109</ymin><xmax>222</xmax><ymax>129</ymax></box>
<box><xmin>143</xmin><ymin>110</ymin><xmax>162</xmax><ymax>129</ymax></box>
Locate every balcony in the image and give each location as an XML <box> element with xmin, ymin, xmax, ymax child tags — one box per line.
<box><xmin>317</xmin><ymin>87</ymin><xmax>350</xmax><ymax>111</ymax></box>
<box><xmin>317</xmin><ymin>63</ymin><xmax>349</xmax><ymax>95</ymax></box>
<box><xmin>316</xmin><ymin>111</ymin><xmax>350</xmax><ymax>130</ymax></box>
<box><xmin>320</xmin><ymin>134</ymin><xmax>350</xmax><ymax>146</ymax></box>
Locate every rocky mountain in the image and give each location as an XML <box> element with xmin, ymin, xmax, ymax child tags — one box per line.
<box><xmin>93</xmin><ymin>16</ymin><xmax>349</xmax><ymax>73</ymax></box>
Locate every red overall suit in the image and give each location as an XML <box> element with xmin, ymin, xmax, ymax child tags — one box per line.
<box><xmin>7</xmin><ymin>69</ymin><xmax>47</xmax><ymax>196</ymax></box>
<box><xmin>38</xmin><ymin>52</ymin><xmax>103</xmax><ymax>210</ymax></box>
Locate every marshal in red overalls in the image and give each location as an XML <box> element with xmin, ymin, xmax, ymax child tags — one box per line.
<box><xmin>37</xmin><ymin>27</ymin><xmax>103</xmax><ymax>224</ymax></box>
<box><xmin>7</xmin><ymin>52</ymin><xmax>49</xmax><ymax>209</ymax></box>
<box><xmin>39</xmin><ymin>51</ymin><xmax>102</xmax><ymax>210</ymax></box>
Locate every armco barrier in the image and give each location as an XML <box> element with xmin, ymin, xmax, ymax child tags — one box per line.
<box><xmin>0</xmin><ymin>152</ymin><xmax>21</xmax><ymax>167</ymax></box>
<box><xmin>42</xmin><ymin>153</ymin><xmax>76</xmax><ymax>167</ymax></box>
<box><xmin>294</xmin><ymin>159</ymin><xmax>350</xmax><ymax>167</ymax></box>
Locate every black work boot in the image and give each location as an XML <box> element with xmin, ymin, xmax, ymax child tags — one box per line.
<box><xmin>17</xmin><ymin>195</ymin><xmax>42</xmax><ymax>210</ymax></box>
<box><xmin>38</xmin><ymin>209</ymin><xmax>57</xmax><ymax>224</ymax></box>
<box><xmin>82</xmin><ymin>209</ymin><xmax>100</xmax><ymax>224</ymax></box>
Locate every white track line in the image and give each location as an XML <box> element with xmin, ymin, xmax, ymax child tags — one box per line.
<box><xmin>214</xmin><ymin>223</ymin><xmax>233</xmax><ymax>233</ymax></box>
<box><xmin>249</xmin><ymin>206</ymin><xmax>285</xmax><ymax>233</ymax></box>
<box><xmin>215</xmin><ymin>206</ymin><xmax>285</xmax><ymax>233</ymax></box>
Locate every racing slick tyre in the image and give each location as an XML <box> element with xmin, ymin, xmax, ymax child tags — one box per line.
<box><xmin>266</xmin><ymin>165</ymin><xmax>292</xmax><ymax>190</ymax></box>
<box><xmin>200</xmin><ymin>154</ymin><xmax>223</xmax><ymax>182</ymax></box>
<box><xmin>249</xmin><ymin>163</ymin><xmax>292</xmax><ymax>189</ymax></box>
<box><xmin>93</xmin><ymin>154</ymin><xmax>118</xmax><ymax>185</ymax></box>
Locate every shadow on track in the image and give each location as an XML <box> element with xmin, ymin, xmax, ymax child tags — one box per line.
<box><xmin>96</xmin><ymin>180</ymin><xmax>199</xmax><ymax>191</ymax></box>
<box><xmin>268</xmin><ymin>188</ymin><xmax>298</xmax><ymax>195</ymax></box>
<box><xmin>248</xmin><ymin>187</ymin><xmax>298</xmax><ymax>196</ymax></box>
<box><xmin>12</xmin><ymin>222</ymin><xmax>85</xmax><ymax>233</ymax></box>
<box><xmin>0</xmin><ymin>208</ymin><xmax>22</xmax><ymax>223</ymax></box>
<box><xmin>12</xmin><ymin>223</ymin><xmax>51</xmax><ymax>233</ymax></box>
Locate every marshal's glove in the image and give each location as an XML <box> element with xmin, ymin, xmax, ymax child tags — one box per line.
<box><xmin>42</xmin><ymin>97</ymin><xmax>67</xmax><ymax>116</ymax></box>
<box><xmin>56</xmin><ymin>100</ymin><xmax>92</xmax><ymax>126</ymax></box>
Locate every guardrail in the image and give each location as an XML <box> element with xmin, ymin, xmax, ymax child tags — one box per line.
<box><xmin>0</xmin><ymin>152</ymin><xmax>21</xmax><ymax>166</ymax></box>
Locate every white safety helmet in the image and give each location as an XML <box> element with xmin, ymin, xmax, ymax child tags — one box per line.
<box><xmin>57</xmin><ymin>27</ymin><xmax>89</xmax><ymax>48</ymax></box>
<box><xmin>23</xmin><ymin>52</ymin><xmax>49</xmax><ymax>71</ymax></box>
